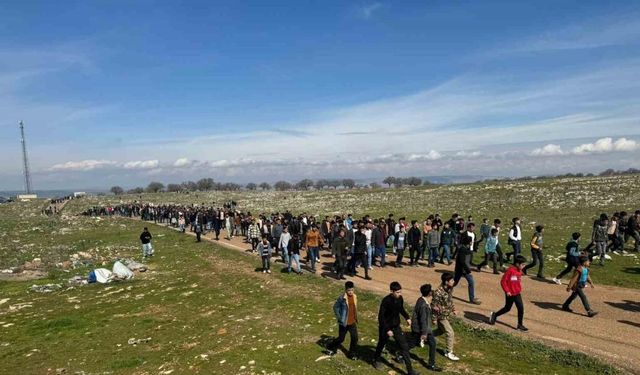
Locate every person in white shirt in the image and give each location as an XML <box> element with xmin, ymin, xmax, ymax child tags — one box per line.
<box><xmin>365</xmin><ymin>222</ymin><xmax>373</xmax><ymax>270</ymax></box>
<box><xmin>279</xmin><ymin>226</ymin><xmax>292</xmax><ymax>265</ymax></box>
<box><xmin>505</xmin><ymin>217</ymin><xmax>522</xmax><ymax>263</ymax></box>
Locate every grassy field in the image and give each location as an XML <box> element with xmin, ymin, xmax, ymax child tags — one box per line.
<box><xmin>0</xmin><ymin>197</ymin><xmax>624</xmax><ymax>374</ymax></box>
<box><xmin>63</xmin><ymin>174</ymin><xmax>640</xmax><ymax>289</ymax></box>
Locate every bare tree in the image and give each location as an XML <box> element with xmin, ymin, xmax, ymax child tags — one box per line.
<box><xmin>109</xmin><ymin>186</ymin><xmax>124</xmax><ymax>195</ymax></box>
<box><xmin>259</xmin><ymin>182</ymin><xmax>271</xmax><ymax>190</ymax></box>
<box><xmin>383</xmin><ymin>176</ymin><xmax>396</xmax><ymax>187</ymax></box>
<box><xmin>342</xmin><ymin>178</ymin><xmax>356</xmax><ymax>189</ymax></box>
<box><xmin>295</xmin><ymin>179</ymin><xmax>314</xmax><ymax>190</ymax></box>
<box><xmin>145</xmin><ymin>182</ymin><xmax>165</xmax><ymax>193</ymax></box>
<box><xmin>246</xmin><ymin>182</ymin><xmax>258</xmax><ymax>190</ymax></box>
<box><xmin>274</xmin><ymin>181</ymin><xmax>292</xmax><ymax>191</ymax></box>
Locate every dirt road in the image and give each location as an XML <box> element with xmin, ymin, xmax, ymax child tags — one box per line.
<box><xmin>142</xmin><ymin>222</ymin><xmax>640</xmax><ymax>374</ymax></box>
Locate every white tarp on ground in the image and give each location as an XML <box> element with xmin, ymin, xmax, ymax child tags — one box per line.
<box><xmin>94</xmin><ymin>268</ymin><xmax>113</xmax><ymax>283</ymax></box>
<box><xmin>112</xmin><ymin>261</ymin><xmax>134</xmax><ymax>280</ymax></box>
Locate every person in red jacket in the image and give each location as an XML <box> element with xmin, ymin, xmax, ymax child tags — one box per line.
<box><xmin>489</xmin><ymin>255</ymin><xmax>528</xmax><ymax>331</ymax></box>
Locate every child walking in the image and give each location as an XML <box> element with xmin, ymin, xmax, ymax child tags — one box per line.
<box><xmin>490</xmin><ymin>255</ymin><xmax>528</xmax><ymax>331</ymax></box>
<box><xmin>258</xmin><ymin>235</ymin><xmax>272</xmax><ymax>274</ymax></box>
<box><xmin>477</xmin><ymin>228</ymin><xmax>500</xmax><ymax>274</ymax></box>
<box><xmin>562</xmin><ymin>256</ymin><xmax>598</xmax><ymax>317</ymax></box>
<box><xmin>553</xmin><ymin>232</ymin><xmax>581</xmax><ymax>285</ymax></box>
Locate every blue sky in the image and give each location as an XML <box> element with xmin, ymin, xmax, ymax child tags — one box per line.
<box><xmin>1</xmin><ymin>0</ymin><xmax>640</xmax><ymax>189</ymax></box>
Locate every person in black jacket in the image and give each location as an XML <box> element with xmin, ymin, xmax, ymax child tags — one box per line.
<box><xmin>454</xmin><ymin>230</ymin><xmax>481</xmax><ymax>305</ymax></box>
<box><xmin>349</xmin><ymin>223</ymin><xmax>371</xmax><ymax>280</ymax></box>
<box><xmin>140</xmin><ymin>227</ymin><xmax>153</xmax><ymax>258</ymax></box>
<box><xmin>372</xmin><ymin>282</ymin><xmax>416</xmax><ymax>375</ymax></box>
<box><xmin>407</xmin><ymin>220</ymin><xmax>422</xmax><ymax>266</ymax></box>
<box><xmin>407</xmin><ymin>284</ymin><xmax>442</xmax><ymax>372</ymax></box>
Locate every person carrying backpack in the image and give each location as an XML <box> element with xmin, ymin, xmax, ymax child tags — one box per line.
<box><xmin>562</xmin><ymin>256</ymin><xmax>598</xmax><ymax>317</ymax></box>
<box><xmin>553</xmin><ymin>232</ymin><xmax>582</xmax><ymax>285</ymax></box>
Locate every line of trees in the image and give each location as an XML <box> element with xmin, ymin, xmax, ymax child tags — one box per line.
<box><xmin>481</xmin><ymin>167</ymin><xmax>640</xmax><ymax>183</ymax></box>
<box><xmin>382</xmin><ymin>176</ymin><xmax>434</xmax><ymax>187</ymax></box>
<box><xmin>110</xmin><ymin>178</ymin><xmax>376</xmax><ymax>195</ymax></box>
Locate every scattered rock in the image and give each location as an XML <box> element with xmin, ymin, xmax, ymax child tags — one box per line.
<box><xmin>127</xmin><ymin>337</ymin><xmax>152</xmax><ymax>345</ymax></box>
<box><xmin>29</xmin><ymin>284</ymin><xmax>62</xmax><ymax>293</ymax></box>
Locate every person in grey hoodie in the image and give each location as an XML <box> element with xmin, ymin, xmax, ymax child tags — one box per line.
<box><xmin>427</xmin><ymin>224</ymin><xmax>441</xmax><ymax>268</ymax></box>
<box><xmin>407</xmin><ymin>284</ymin><xmax>441</xmax><ymax>372</ymax></box>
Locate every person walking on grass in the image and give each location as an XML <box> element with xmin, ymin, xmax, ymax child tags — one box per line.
<box><xmin>453</xmin><ymin>229</ymin><xmax>481</xmax><ymax>305</ymax></box>
<box><xmin>287</xmin><ymin>232</ymin><xmax>303</xmax><ymax>275</ymax></box>
<box><xmin>553</xmin><ymin>232</ymin><xmax>582</xmax><ymax>285</ymax></box>
<box><xmin>248</xmin><ymin>219</ymin><xmax>260</xmax><ymax>252</ymax></box>
<box><xmin>372</xmin><ymin>282</ymin><xmax>416</xmax><ymax>375</ymax></box>
<box><xmin>140</xmin><ymin>227</ymin><xmax>153</xmax><ymax>258</ymax></box>
<box><xmin>258</xmin><ymin>235</ymin><xmax>272</xmax><ymax>274</ymax></box>
<box><xmin>278</xmin><ymin>226</ymin><xmax>291</xmax><ymax>266</ymax></box>
<box><xmin>407</xmin><ymin>284</ymin><xmax>442</xmax><ymax>372</ymax></box>
<box><xmin>505</xmin><ymin>217</ymin><xmax>522</xmax><ymax>262</ymax></box>
<box><xmin>562</xmin><ymin>256</ymin><xmax>598</xmax><ymax>317</ymax></box>
<box><xmin>327</xmin><ymin>281</ymin><xmax>359</xmax><ymax>359</ymax></box>
<box><xmin>592</xmin><ymin>215</ymin><xmax>609</xmax><ymax>266</ymax></box>
<box><xmin>477</xmin><ymin>228</ymin><xmax>500</xmax><ymax>274</ymax></box>
<box><xmin>491</xmin><ymin>219</ymin><xmax>506</xmax><ymax>271</ymax></box>
<box><xmin>432</xmin><ymin>272</ymin><xmax>459</xmax><ymax>362</ymax></box>
<box><xmin>523</xmin><ymin>225</ymin><xmax>545</xmax><ymax>278</ymax></box>
<box><xmin>490</xmin><ymin>255</ymin><xmax>528</xmax><ymax>331</ymax></box>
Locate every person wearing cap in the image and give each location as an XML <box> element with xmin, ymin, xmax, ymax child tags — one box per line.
<box><xmin>372</xmin><ymin>282</ymin><xmax>416</xmax><ymax>375</ymax></box>
<box><xmin>326</xmin><ymin>281</ymin><xmax>359</xmax><ymax>359</ymax></box>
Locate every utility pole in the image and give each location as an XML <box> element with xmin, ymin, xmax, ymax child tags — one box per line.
<box><xmin>19</xmin><ymin>121</ymin><xmax>33</xmax><ymax>194</ymax></box>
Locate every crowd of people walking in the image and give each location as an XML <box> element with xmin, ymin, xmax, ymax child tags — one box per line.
<box><xmin>82</xmin><ymin>202</ymin><xmax>640</xmax><ymax>374</ymax></box>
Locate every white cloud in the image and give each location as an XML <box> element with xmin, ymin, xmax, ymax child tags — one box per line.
<box><xmin>359</xmin><ymin>3</ymin><xmax>383</xmax><ymax>19</ymax></box>
<box><xmin>531</xmin><ymin>144</ymin><xmax>564</xmax><ymax>156</ymax></box>
<box><xmin>514</xmin><ymin>13</ymin><xmax>640</xmax><ymax>52</ymax></box>
<box><xmin>571</xmin><ymin>137</ymin><xmax>639</xmax><ymax>154</ymax></box>
<box><xmin>50</xmin><ymin>159</ymin><xmax>117</xmax><ymax>171</ymax></box>
<box><xmin>455</xmin><ymin>150</ymin><xmax>482</xmax><ymax>158</ymax></box>
<box><xmin>613</xmin><ymin>137</ymin><xmax>639</xmax><ymax>151</ymax></box>
<box><xmin>123</xmin><ymin>160</ymin><xmax>159</xmax><ymax>170</ymax></box>
<box><xmin>407</xmin><ymin>151</ymin><xmax>442</xmax><ymax>161</ymax></box>
<box><xmin>173</xmin><ymin>158</ymin><xmax>192</xmax><ymax>167</ymax></box>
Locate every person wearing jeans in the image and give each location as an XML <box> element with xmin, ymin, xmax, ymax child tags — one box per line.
<box><xmin>304</xmin><ymin>224</ymin><xmax>324</xmax><ymax>272</ymax></box>
<box><xmin>490</xmin><ymin>255</ymin><xmax>528</xmax><ymax>331</ymax></box>
<box><xmin>327</xmin><ymin>281</ymin><xmax>359</xmax><ymax>359</ymax></box>
<box><xmin>562</xmin><ymin>256</ymin><xmax>598</xmax><ymax>317</ymax></box>
<box><xmin>505</xmin><ymin>218</ymin><xmax>522</xmax><ymax>262</ymax></box>
<box><xmin>523</xmin><ymin>225</ymin><xmax>544</xmax><ymax>278</ymax></box>
<box><xmin>257</xmin><ymin>236</ymin><xmax>272</xmax><ymax>274</ymax></box>
<box><xmin>278</xmin><ymin>227</ymin><xmax>291</xmax><ymax>266</ymax></box>
<box><xmin>287</xmin><ymin>233</ymin><xmax>302</xmax><ymax>274</ymax></box>
<box><xmin>453</xmin><ymin>230</ymin><xmax>480</xmax><ymax>305</ymax></box>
